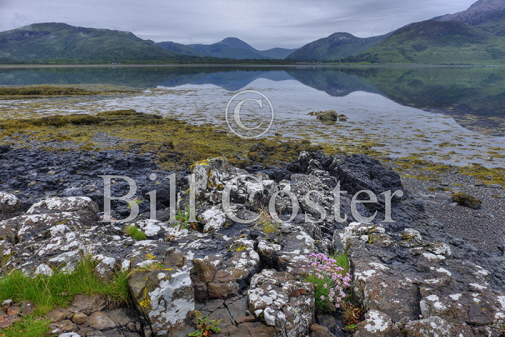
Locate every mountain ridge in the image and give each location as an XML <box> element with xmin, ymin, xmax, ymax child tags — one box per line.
<box><xmin>0</xmin><ymin>22</ymin><xmax>180</xmax><ymax>63</ymax></box>
<box><xmin>286</xmin><ymin>32</ymin><xmax>389</xmax><ymax>61</ymax></box>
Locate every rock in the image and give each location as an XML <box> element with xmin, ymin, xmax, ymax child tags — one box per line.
<box><xmin>88</xmin><ymin>312</ymin><xmax>116</xmax><ymax>330</ymax></box>
<box><xmin>200</xmin><ymin>206</ymin><xmax>227</xmax><ymax>232</ymax></box>
<box><xmin>234</xmin><ymin>321</ymin><xmax>276</xmax><ymax>336</ymax></box>
<box><xmin>247</xmin><ymin>269</ymin><xmax>315</xmax><ymax>337</ymax></box>
<box><xmin>69</xmin><ymin>295</ymin><xmax>107</xmax><ymax>315</ymax></box>
<box><xmin>20</xmin><ymin>300</ymin><xmax>36</xmax><ymax>316</ymax></box>
<box><xmin>58</xmin><ymin>333</ymin><xmax>81</xmax><ymax>337</ymax></box>
<box><xmin>50</xmin><ymin>319</ymin><xmax>78</xmax><ymax>333</ymax></box>
<box><xmin>310</xmin><ymin>323</ymin><xmax>337</xmax><ymax>337</ymax></box>
<box><xmin>402</xmin><ymin>316</ymin><xmax>475</xmax><ymax>336</ymax></box>
<box><xmin>92</xmin><ymin>255</ymin><xmax>117</xmax><ymax>280</ymax></box>
<box><xmin>0</xmin><ymin>192</ymin><xmax>23</xmax><ymax>220</ymax></box>
<box><xmin>308</xmin><ymin>110</ymin><xmax>339</xmax><ymax>121</ymax></box>
<box><xmin>316</xmin><ymin>314</ymin><xmax>343</xmax><ymax>336</ymax></box>
<box><xmin>338</xmin><ymin>114</ymin><xmax>347</xmax><ymax>121</ymax></box>
<box><xmin>106</xmin><ymin>308</ymin><xmax>140</xmax><ymax>327</ymax></box>
<box><xmin>47</xmin><ymin>307</ymin><xmax>72</xmax><ymax>322</ymax></box>
<box><xmin>353</xmin><ymin>310</ymin><xmax>400</xmax><ymax>337</ymax></box>
<box><xmin>128</xmin><ymin>251</ymin><xmax>195</xmax><ymax>336</ymax></box>
<box><xmin>317</xmin><ymin>110</ymin><xmax>338</xmax><ymax>121</ymax></box>
<box><xmin>451</xmin><ymin>192</ymin><xmax>482</xmax><ymax>209</ymax></box>
<box><xmin>71</xmin><ymin>312</ymin><xmax>88</xmax><ymax>325</ymax></box>
<box><xmin>34</xmin><ymin>264</ymin><xmax>54</xmax><ymax>276</ymax></box>
<box><xmin>0</xmin><ymin>314</ymin><xmax>20</xmax><ymax>329</ymax></box>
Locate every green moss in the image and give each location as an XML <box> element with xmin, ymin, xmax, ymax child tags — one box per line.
<box><xmin>451</xmin><ymin>192</ymin><xmax>482</xmax><ymax>206</ymax></box>
<box><xmin>125</xmin><ymin>225</ymin><xmax>147</xmax><ymax>241</ymax></box>
<box><xmin>0</xmin><ymin>85</ymin><xmax>101</xmax><ymax>97</ymax></box>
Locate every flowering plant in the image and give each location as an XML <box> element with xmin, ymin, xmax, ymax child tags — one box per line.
<box><xmin>301</xmin><ymin>253</ymin><xmax>351</xmax><ymax>312</ymax></box>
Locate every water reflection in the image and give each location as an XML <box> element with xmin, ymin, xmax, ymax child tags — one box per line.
<box><xmin>1</xmin><ymin>65</ymin><xmax>503</xmax><ymax>136</ymax></box>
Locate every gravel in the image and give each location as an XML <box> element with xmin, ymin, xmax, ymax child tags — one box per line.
<box><xmin>391</xmin><ymin>164</ymin><xmax>505</xmax><ymax>253</ymax></box>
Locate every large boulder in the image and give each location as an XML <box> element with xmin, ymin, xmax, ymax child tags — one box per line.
<box><xmin>247</xmin><ymin>269</ymin><xmax>315</xmax><ymax>337</ymax></box>
<box><xmin>128</xmin><ymin>250</ymin><xmax>196</xmax><ymax>337</ymax></box>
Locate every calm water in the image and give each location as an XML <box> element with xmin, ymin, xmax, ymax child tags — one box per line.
<box><xmin>1</xmin><ymin>65</ymin><xmax>504</xmax><ymax>167</ymax></box>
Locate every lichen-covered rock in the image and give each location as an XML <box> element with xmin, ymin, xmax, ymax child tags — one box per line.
<box><xmin>401</xmin><ymin>316</ymin><xmax>476</xmax><ymax>337</ymax></box>
<box><xmin>128</xmin><ymin>250</ymin><xmax>195</xmax><ymax>336</ymax></box>
<box><xmin>353</xmin><ymin>310</ymin><xmax>400</xmax><ymax>337</ymax></box>
<box><xmin>247</xmin><ymin>269</ymin><xmax>315</xmax><ymax>337</ymax></box>
<box><xmin>0</xmin><ymin>192</ymin><xmax>23</xmax><ymax>220</ymax></box>
<box><xmin>342</xmin><ymin>221</ymin><xmax>505</xmax><ymax>335</ymax></box>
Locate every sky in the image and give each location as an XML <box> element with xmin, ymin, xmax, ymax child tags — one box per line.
<box><xmin>0</xmin><ymin>0</ymin><xmax>477</xmax><ymax>50</ymax></box>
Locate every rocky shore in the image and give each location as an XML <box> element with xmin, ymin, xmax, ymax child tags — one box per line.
<box><xmin>1</xmin><ymin>144</ymin><xmax>505</xmax><ymax>336</ymax></box>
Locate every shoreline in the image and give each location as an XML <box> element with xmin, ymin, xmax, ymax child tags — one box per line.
<box><xmin>1</xmin><ymin>63</ymin><xmax>504</xmax><ymax>69</ymax></box>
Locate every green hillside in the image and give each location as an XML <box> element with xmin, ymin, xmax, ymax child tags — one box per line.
<box><xmin>0</xmin><ymin>23</ymin><xmax>180</xmax><ymax>63</ymax></box>
<box><xmin>346</xmin><ymin>20</ymin><xmax>505</xmax><ymax>64</ymax></box>
<box><xmin>286</xmin><ymin>32</ymin><xmax>387</xmax><ymax>61</ymax></box>
<box><xmin>188</xmin><ymin>37</ymin><xmax>295</xmax><ymax>60</ymax></box>
<box><xmin>157</xmin><ymin>41</ymin><xmax>211</xmax><ymax>57</ymax></box>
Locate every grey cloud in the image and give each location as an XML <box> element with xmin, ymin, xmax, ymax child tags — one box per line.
<box><xmin>0</xmin><ymin>0</ymin><xmax>477</xmax><ymax>49</ymax></box>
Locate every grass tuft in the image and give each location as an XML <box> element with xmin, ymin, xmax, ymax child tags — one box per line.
<box><xmin>0</xmin><ymin>257</ymin><xmax>130</xmax><ymax>317</ymax></box>
<box><xmin>0</xmin><ymin>257</ymin><xmax>130</xmax><ymax>336</ymax></box>
<box><xmin>125</xmin><ymin>225</ymin><xmax>147</xmax><ymax>241</ymax></box>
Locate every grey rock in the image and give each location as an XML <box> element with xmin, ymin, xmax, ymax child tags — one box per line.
<box><xmin>47</xmin><ymin>307</ymin><xmax>72</xmax><ymax>322</ymax></box>
<box><xmin>88</xmin><ymin>312</ymin><xmax>116</xmax><ymax>330</ymax></box>
<box><xmin>353</xmin><ymin>310</ymin><xmax>400</xmax><ymax>337</ymax></box>
<box><xmin>247</xmin><ymin>269</ymin><xmax>315</xmax><ymax>337</ymax></box>
<box><xmin>69</xmin><ymin>295</ymin><xmax>107</xmax><ymax>315</ymax></box>
<box><xmin>0</xmin><ymin>192</ymin><xmax>23</xmax><ymax>220</ymax></box>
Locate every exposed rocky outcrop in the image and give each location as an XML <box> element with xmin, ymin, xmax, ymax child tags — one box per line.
<box><xmin>1</xmin><ymin>151</ymin><xmax>505</xmax><ymax>336</ymax></box>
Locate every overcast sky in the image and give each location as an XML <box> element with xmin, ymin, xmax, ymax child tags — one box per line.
<box><xmin>0</xmin><ymin>0</ymin><xmax>477</xmax><ymax>50</ymax></box>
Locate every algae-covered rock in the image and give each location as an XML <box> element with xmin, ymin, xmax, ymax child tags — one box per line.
<box><xmin>451</xmin><ymin>192</ymin><xmax>482</xmax><ymax>209</ymax></box>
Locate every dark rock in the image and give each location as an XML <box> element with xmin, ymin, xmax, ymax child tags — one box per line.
<box><xmin>310</xmin><ymin>323</ymin><xmax>337</xmax><ymax>337</ymax></box>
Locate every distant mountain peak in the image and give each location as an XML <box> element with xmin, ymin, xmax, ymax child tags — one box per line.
<box><xmin>218</xmin><ymin>37</ymin><xmax>256</xmax><ymax>51</ymax></box>
<box><xmin>438</xmin><ymin>0</ymin><xmax>505</xmax><ymax>35</ymax></box>
<box><xmin>286</xmin><ymin>31</ymin><xmax>388</xmax><ymax>61</ymax></box>
<box><xmin>439</xmin><ymin>0</ymin><xmax>505</xmax><ymax>24</ymax></box>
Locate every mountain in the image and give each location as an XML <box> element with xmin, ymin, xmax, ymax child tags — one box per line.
<box><xmin>286</xmin><ymin>32</ymin><xmax>388</xmax><ymax>61</ymax></box>
<box><xmin>438</xmin><ymin>0</ymin><xmax>505</xmax><ymax>35</ymax></box>
<box><xmin>188</xmin><ymin>37</ymin><xmax>296</xmax><ymax>59</ymax></box>
<box><xmin>157</xmin><ymin>41</ymin><xmax>210</xmax><ymax>57</ymax></box>
<box><xmin>0</xmin><ymin>22</ymin><xmax>179</xmax><ymax>63</ymax></box>
<box><xmin>345</xmin><ymin>20</ymin><xmax>505</xmax><ymax>64</ymax></box>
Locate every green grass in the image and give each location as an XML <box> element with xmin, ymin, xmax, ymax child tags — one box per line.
<box><xmin>0</xmin><ymin>316</ymin><xmax>52</xmax><ymax>337</ymax></box>
<box><xmin>0</xmin><ymin>258</ymin><xmax>130</xmax><ymax>316</ymax></box>
<box><xmin>125</xmin><ymin>225</ymin><xmax>147</xmax><ymax>240</ymax></box>
<box><xmin>332</xmin><ymin>252</ymin><xmax>350</xmax><ymax>276</ymax></box>
<box><xmin>0</xmin><ymin>257</ymin><xmax>130</xmax><ymax>337</ymax></box>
